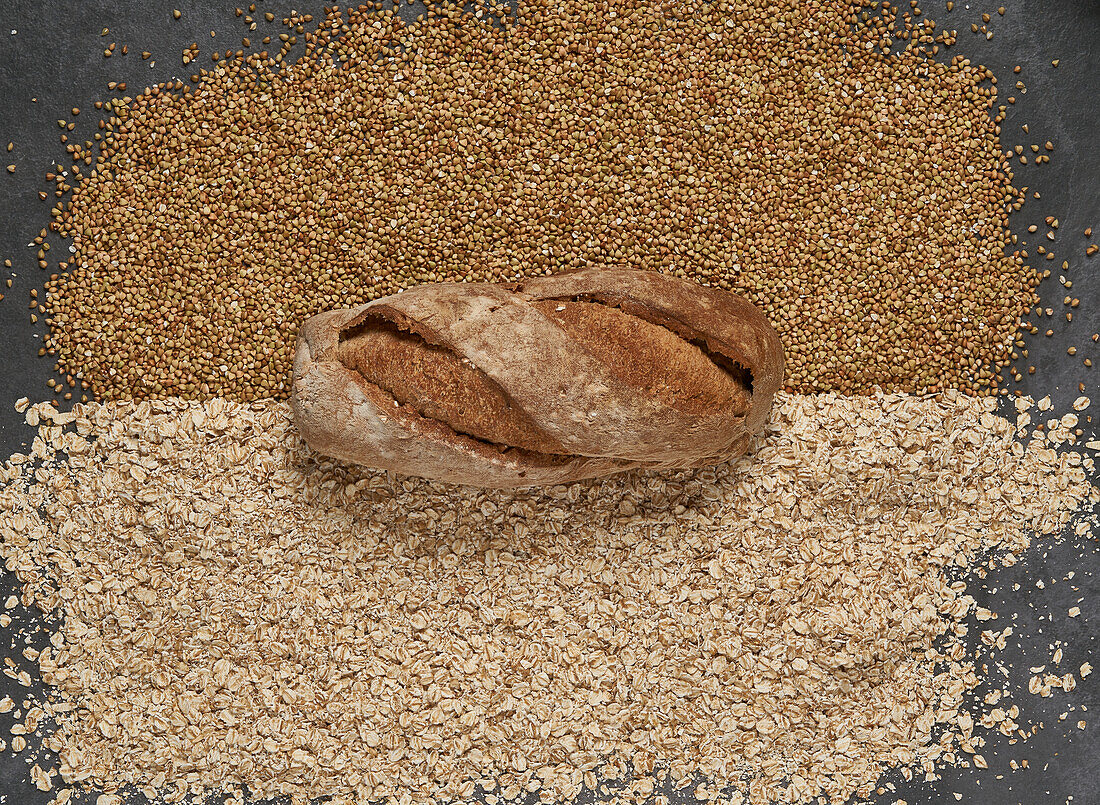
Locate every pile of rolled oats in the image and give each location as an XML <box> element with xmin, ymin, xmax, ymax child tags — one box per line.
<box><xmin>0</xmin><ymin>393</ymin><xmax>1095</xmax><ymax>805</ymax></box>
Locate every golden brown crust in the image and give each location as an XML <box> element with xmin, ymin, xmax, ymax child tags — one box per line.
<box><xmin>291</xmin><ymin>268</ymin><xmax>784</xmax><ymax>487</ymax></box>
<box><xmin>336</xmin><ymin>321</ymin><xmax>565</xmax><ymax>455</ymax></box>
<box><xmin>529</xmin><ymin>299</ymin><xmax>751</xmax><ymax>418</ymax></box>
<box><xmin>514</xmin><ymin>267</ymin><xmax>785</xmax><ymax>434</ymax></box>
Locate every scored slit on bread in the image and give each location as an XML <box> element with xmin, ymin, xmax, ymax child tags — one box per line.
<box><xmin>336</xmin><ymin>318</ymin><xmax>565</xmax><ymax>454</ymax></box>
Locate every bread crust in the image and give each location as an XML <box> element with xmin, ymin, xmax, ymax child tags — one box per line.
<box><xmin>291</xmin><ymin>268</ymin><xmax>784</xmax><ymax>487</ymax></box>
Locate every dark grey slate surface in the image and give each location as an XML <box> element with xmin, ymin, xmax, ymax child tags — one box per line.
<box><xmin>0</xmin><ymin>1</ymin><xmax>1096</xmax><ymax>803</ymax></box>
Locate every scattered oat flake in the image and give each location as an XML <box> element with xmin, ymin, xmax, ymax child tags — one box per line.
<box><xmin>0</xmin><ymin>393</ymin><xmax>1095</xmax><ymax>805</ymax></box>
<box><xmin>30</xmin><ymin>764</ymin><xmax>52</xmax><ymax>791</ymax></box>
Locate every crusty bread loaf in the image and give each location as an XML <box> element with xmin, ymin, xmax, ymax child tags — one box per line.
<box><xmin>291</xmin><ymin>267</ymin><xmax>784</xmax><ymax>487</ymax></box>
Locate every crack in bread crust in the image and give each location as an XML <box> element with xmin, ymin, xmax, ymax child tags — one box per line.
<box><xmin>336</xmin><ymin>313</ymin><xmax>566</xmax><ymax>455</ymax></box>
<box><xmin>528</xmin><ymin>299</ymin><xmax>751</xmax><ymax>417</ymax></box>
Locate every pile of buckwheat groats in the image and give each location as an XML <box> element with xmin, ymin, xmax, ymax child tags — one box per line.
<box><xmin>40</xmin><ymin>0</ymin><xmax>1034</xmax><ymax>401</ymax></box>
<box><xmin>0</xmin><ymin>393</ymin><xmax>1096</xmax><ymax>805</ymax></box>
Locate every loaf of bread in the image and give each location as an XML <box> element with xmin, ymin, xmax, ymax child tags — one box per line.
<box><xmin>291</xmin><ymin>267</ymin><xmax>784</xmax><ymax>487</ymax></box>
